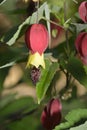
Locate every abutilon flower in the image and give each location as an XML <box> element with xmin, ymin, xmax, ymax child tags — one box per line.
<box><xmin>75</xmin><ymin>32</ymin><xmax>87</xmax><ymax>65</ymax></box>
<box><xmin>79</xmin><ymin>1</ymin><xmax>87</xmax><ymax>23</ymax></box>
<box><xmin>25</xmin><ymin>23</ymin><xmax>49</xmax><ymax>84</ymax></box>
<box><xmin>25</xmin><ymin>24</ymin><xmax>49</xmax><ymax>55</ymax></box>
<box><xmin>41</xmin><ymin>98</ymin><xmax>62</xmax><ymax>130</ymax></box>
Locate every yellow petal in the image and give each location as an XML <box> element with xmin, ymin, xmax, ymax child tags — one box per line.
<box><xmin>26</xmin><ymin>52</ymin><xmax>45</xmax><ymax>69</ymax></box>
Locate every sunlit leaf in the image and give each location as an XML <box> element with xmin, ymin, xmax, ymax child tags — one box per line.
<box><xmin>2</xmin><ymin>2</ymin><xmax>48</xmax><ymax>46</ymax></box>
<box><xmin>36</xmin><ymin>59</ymin><xmax>59</xmax><ymax>103</ymax></box>
<box><xmin>0</xmin><ymin>61</ymin><xmax>16</xmax><ymax>69</ymax></box>
<box><xmin>83</xmin><ymin>65</ymin><xmax>87</xmax><ymax>75</ymax></box>
<box><xmin>54</xmin><ymin>109</ymin><xmax>87</xmax><ymax>130</ymax></box>
<box><xmin>70</xmin><ymin>121</ymin><xmax>87</xmax><ymax>130</ymax></box>
<box><xmin>71</xmin><ymin>23</ymin><xmax>87</xmax><ymax>34</ymax></box>
<box><xmin>0</xmin><ymin>0</ymin><xmax>7</xmax><ymax>5</ymax></box>
<box><xmin>44</xmin><ymin>3</ymin><xmax>51</xmax><ymax>47</ymax></box>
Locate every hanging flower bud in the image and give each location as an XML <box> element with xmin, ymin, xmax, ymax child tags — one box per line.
<box><xmin>79</xmin><ymin>1</ymin><xmax>87</xmax><ymax>23</ymax></box>
<box><xmin>25</xmin><ymin>23</ymin><xmax>49</xmax><ymax>69</ymax></box>
<box><xmin>75</xmin><ymin>32</ymin><xmax>87</xmax><ymax>65</ymax></box>
<box><xmin>41</xmin><ymin>98</ymin><xmax>62</xmax><ymax>130</ymax></box>
<box><xmin>25</xmin><ymin>24</ymin><xmax>49</xmax><ymax>55</ymax></box>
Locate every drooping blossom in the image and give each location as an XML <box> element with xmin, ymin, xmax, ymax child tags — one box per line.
<box><xmin>41</xmin><ymin>98</ymin><xmax>62</xmax><ymax>130</ymax></box>
<box><xmin>25</xmin><ymin>23</ymin><xmax>49</xmax><ymax>69</ymax></box>
<box><xmin>75</xmin><ymin>32</ymin><xmax>87</xmax><ymax>65</ymax></box>
<box><xmin>79</xmin><ymin>1</ymin><xmax>87</xmax><ymax>23</ymax></box>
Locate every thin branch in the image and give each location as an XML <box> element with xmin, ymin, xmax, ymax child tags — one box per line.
<box><xmin>42</xmin><ymin>17</ymin><xmax>65</xmax><ymax>29</ymax></box>
<box><xmin>35</xmin><ymin>0</ymin><xmax>39</xmax><ymax>23</ymax></box>
<box><xmin>64</xmin><ymin>1</ymin><xmax>70</xmax><ymax>57</ymax></box>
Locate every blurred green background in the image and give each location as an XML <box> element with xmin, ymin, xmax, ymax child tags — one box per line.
<box><xmin>0</xmin><ymin>0</ymin><xmax>87</xmax><ymax>130</ymax></box>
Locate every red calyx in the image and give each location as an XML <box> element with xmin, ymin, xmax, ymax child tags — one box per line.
<box><xmin>75</xmin><ymin>32</ymin><xmax>87</xmax><ymax>65</ymax></box>
<box><xmin>79</xmin><ymin>1</ymin><xmax>87</xmax><ymax>23</ymax></box>
<box><xmin>81</xmin><ymin>34</ymin><xmax>87</xmax><ymax>57</ymax></box>
<box><xmin>25</xmin><ymin>24</ymin><xmax>49</xmax><ymax>55</ymax></box>
<box><xmin>41</xmin><ymin>98</ymin><xmax>62</xmax><ymax>130</ymax></box>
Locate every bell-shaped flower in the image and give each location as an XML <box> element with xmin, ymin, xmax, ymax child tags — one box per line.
<box><xmin>75</xmin><ymin>32</ymin><xmax>87</xmax><ymax>65</ymax></box>
<box><xmin>26</xmin><ymin>52</ymin><xmax>45</xmax><ymax>68</ymax></box>
<box><xmin>25</xmin><ymin>23</ymin><xmax>49</xmax><ymax>68</ymax></box>
<box><xmin>41</xmin><ymin>98</ymin><xmax>62</xmax><ymax>130</ymax></box>
<box><xmin>79</xmin><ymin>1</ymin><xmax>87</xmax><ymax>23</ymax></box>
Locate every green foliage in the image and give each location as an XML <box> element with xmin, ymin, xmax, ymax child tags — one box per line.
<box><xmin>0</xmin><ymin>0</ymin><xmax>7</xmax><ymax>6</ymax></box>
<box><xmin>44</xmin><ymin>3</ymin><xmax>51</xmax><ymax>46</ymax></box>
<box><xmin>0</xmin><ymin>67</ymin><xmax>9</xmax><ymax>91</ymax></box>
<box><xmin>36</xmin><ymin>59</ymin><xmax>59</xmax><ymax>103</ymax></box>
<box><xmin>0</xmin><ymin>93</ymin><xmax>16</xmax><ymax>109</ymax></box>
<box><xmin>2</xmin><ymin>2</ymin><xmax>50</xmax><ymax>46</ymax></box>
<box><xmin>0</xmin><ymin>44</ymin><xmax>27</xmax><ymax>68</ymax></box>
<box><xmin>6</xmin><ymin>114</ymin><xmax>41</xmax><ymax>130</ymax></box>
<box><xmin>71</xmin><ymin>23</ymin><xmax>87</xmax><ymax>34</ymax></box>
<box><xmin>0</xmin><ymin>97</ymin><xmax>38</xmax><ymax>123</ymax></box>
<box><xmin>54</xmin><ymin>109</ymin><xmax>87</xmax><ymax>130</ymax></box>
<box><xmin>70</xmin><ymin>121</ymin><xmax>87</xmax><ymax>130</ymax></box>
<box><xmin>0</xmin><ymin>1</ymin><xmax>87</xmax><ymax>130</ymax></box>
<box><xmin>66</xmin><ymin>57</ymin><xmax>87</xmax><ymax>88</ymax></box>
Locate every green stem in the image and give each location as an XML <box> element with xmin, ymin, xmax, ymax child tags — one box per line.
<box><xmin>64</xmin><ymin>1</ymin><xmax>70</xmax><ymax>57</ymax></box>
<box><xmin>64</xmin><ymin>1</ymin><xmax>71</xmax><ymax>89</ymax></box>
<box><xmin>42</xmin><ymin>17</ymin><xmax>65</xmax><ymax>29</ymax></box>
<box><xmin>35</xmin><ymin>0</ymin><xmax>39</xmax><ymax>23</ymax></box>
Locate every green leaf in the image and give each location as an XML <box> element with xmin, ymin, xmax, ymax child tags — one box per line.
<box><xmin>0</xmin><ymin>0</ymin><xmax>7</xmax><ymax>5</ymax></box>
<box><xmin>36</xmin><ymin>59</ymin><xmax>59</xmax><ymax>103</ymax></box>
<box><xmin>0</xmin><ymin>61</ymin><xmax>15</xmax><ymax>69</ymax></box>
<box><xmin>54</xmin><ymin>109</ymin><xmax>87</xmax><ymax>130</ymax></box>
<box><xmin>2</xmin><ymin>25</ymin><xmax>19</xmax><ymax>44</ymax></box>
<box><xmin>83</xmin><ymin>65</ymin><xmax>87</xmax><ymax>75</ymax></box>
<box><xmin>6</xmin><ymin>111</ymin><xmax>40</xmax><ymax>130</ymax></box>
<box><xmin>71</xmin><ymin>23</ymin><xmax>87</xmax><ymax>34</ymax></box>
<box><xmin>0</xmin><ymin>97</ymin><xmax>38</xmax><ymax>122</ymax></box>
<box><xmin>70</xmin><ymin>121</ymin><xmax>87</xmax><ymax>130</ymax></box>
<box><xmin>0</xmin><ymin>44</ymin><xmax>27</xmax><ymax>68</ymax></box>
<box><xmin>2</xmin><ymin>2</ymin><xmax>48</xmax><ymax>46</ymax></box>
<box><xmin>7</xmin><ymin>8</ymin><xmax>26</xmax><ymax>15</ymax></box>
<box><xmin>0</xmin><ymin>67</ymin><xmax>10</xmax><ymax>91</ymax></box>
<box><xmin>47</xmin><ymin>0</ymin><xmax>65</xmax><ymax>7</ymax></box>
<box><xmin>44</xmin><ymin>3</ymin><xmax>51</xmax><ymax>47</ymax></box>
<box><xmin>0</xmin><ymin>93</ymin><xmax>16</xmax><ymax>109</ymax></box>
<box><xmin>66</xmin><ymin>57</ymin><xmax>87</xmax><ymax>88</ymax></box>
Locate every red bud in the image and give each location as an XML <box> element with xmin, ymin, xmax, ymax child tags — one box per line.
<box><xmin>25</xmin><ymin>24</ymin><xmax>49</xmax><ymax>55</ymax></box>
<box><xmin>81</xmin><ymin>34</ymin><xmax>87</xmax><ymax>57</ymax></box>
<box><xmin>79</xmin><ymin>1</ymin><xmax>87</xmax><ymax>23</ymax></box>
<box><xmin>75</xmin><ymin>32</ymin><xmax>86</xmax><ymax>56</ymax></box>
<box><xmin>75</xmin><ymin>32</ymin><xmax>87</xmax><ymax>65</ymax></box>
<box><xmin>41</xmin><ymin>98</ymin><xmax>62</xmax><ymax>130</ymax></box>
